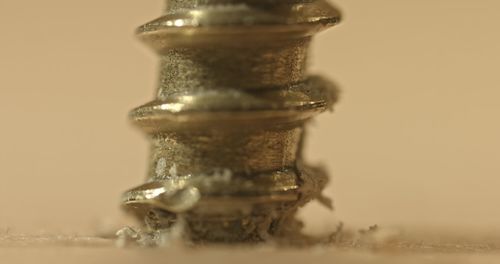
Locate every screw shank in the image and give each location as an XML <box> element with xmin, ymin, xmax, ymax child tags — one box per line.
<box><xmin>122</xmin><ymin>0</ymin><xmax>341</xmax><ymax>243</ymax></box>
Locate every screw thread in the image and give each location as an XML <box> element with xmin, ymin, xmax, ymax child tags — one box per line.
<box><xmin>122</xmin><ymin>0</ymin><xmax>340</xmax><ymax>243</ymax></box>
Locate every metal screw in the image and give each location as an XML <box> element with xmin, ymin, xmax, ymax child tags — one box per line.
<box><xmin>122</xmin><ymin>0</ymin><xmax>341</xmax><ymax>243</ymax></box>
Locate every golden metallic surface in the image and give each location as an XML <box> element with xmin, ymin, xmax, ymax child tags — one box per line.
<box><xmin>139</xmin><ymin>0</ymin><xmax>340</xmax><ymax>48</ymax></box>
<box><xmin>122</xmin><ymin>0</ymin><xmax>341</xmax><ymax>243</ymax></box>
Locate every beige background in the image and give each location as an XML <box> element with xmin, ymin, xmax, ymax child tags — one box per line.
<box><xmin>0</xmin><ymin>0</ymin><xmax>499</xmax><ymax>238</ymax></box>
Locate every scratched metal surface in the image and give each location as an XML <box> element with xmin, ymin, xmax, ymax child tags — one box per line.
<box><xmin>121</xmin><ymin>0</ymin><xmax>341</xmax><ymax>242</ymax></box>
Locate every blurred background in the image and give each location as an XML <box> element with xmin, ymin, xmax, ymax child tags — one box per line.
<box><xmin>0</xmin><ymin>0</ymin><xmax>499</xmax><ymax>235</ymax></box>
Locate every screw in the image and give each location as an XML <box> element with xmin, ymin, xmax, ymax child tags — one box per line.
<box><xmin>122</xmin><ymin>0</ymin><xmax>341</xmax><ymax>243</ymax></box>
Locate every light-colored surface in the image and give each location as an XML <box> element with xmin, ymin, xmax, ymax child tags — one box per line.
<box><xmin>1</xmin><ymin>247</ymin><xmax>500</xmax><ymax>264</ymax></box>
<box><xmin>1</xmin><ymin>233</ymin><xmax>500</xmax><ymax>264</ymax></box>
<box><xmin>1</xmin><ymin>0</ymin><xmax>500</xmax><ymax>262</ymax></box>
<box><xmin>2</xmin><ymin>245</ymin><xmax>500</xmax><ymax>264</ymax></box>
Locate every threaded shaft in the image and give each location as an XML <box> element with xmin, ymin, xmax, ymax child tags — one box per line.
<box><xmin>122</xmin><ymin>0</ymin><xmax>340</xmax><ymax>243</ymax></box>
